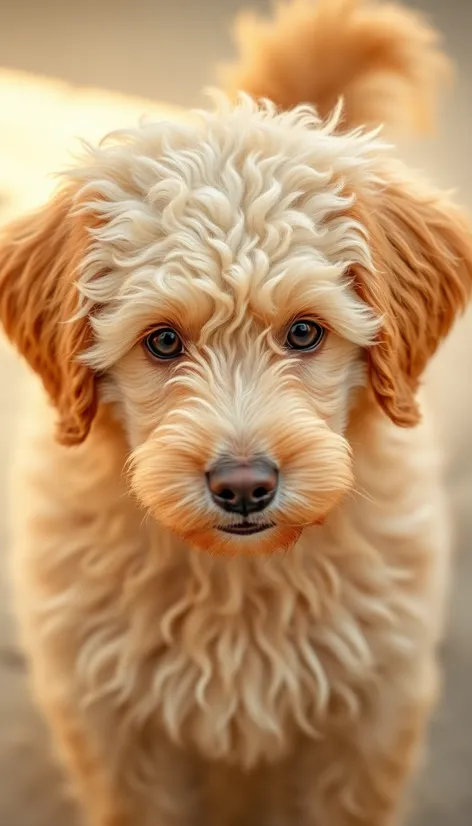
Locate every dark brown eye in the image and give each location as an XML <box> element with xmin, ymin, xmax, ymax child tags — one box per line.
<box><xmin>144</xmin><ymin>328</ymin><xmax>184</xmax><ymax>360</ymax></box>
<box><xmin>286</xmin><ymin>319</ymin><xmax>326</xmax><ymax>351</ymax></box>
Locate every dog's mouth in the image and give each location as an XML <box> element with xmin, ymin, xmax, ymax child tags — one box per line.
<box><xmin>217</xmin><ymin>521</ymin><xmax>274</xmax><ymax>536</ymax></box>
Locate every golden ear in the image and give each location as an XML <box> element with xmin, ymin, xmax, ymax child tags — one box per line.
<box><xmin>355</xmin><ymin>179</ymin><xmax>472</xmax><ymax>426</ymax></box>
<box><xmin>0</xmin><ymin>188</ymin><xmax>97</xmax><ymax>445</ymax></box>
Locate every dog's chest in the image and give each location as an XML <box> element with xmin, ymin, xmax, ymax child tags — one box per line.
<box><xmin>75</xmin><ymin>531</ymin><xmax>422</xmax><ymax>768</ymax></box>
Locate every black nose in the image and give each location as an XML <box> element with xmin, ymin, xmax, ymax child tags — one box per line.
<box><xmin>207</xmin><ymin>459</ymin><xmax>278</xmax><ymax>516</ymax></box>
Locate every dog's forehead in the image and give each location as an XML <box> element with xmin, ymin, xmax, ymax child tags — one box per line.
<box><xmin>77</xmin><ymin>108</ymin><xmax>381</xmax><ymax>367</ymax></box>
<box><xmin>82</xmin><ymin>118</ymin><xmax>373</xmax><ymax>278</ymax></box>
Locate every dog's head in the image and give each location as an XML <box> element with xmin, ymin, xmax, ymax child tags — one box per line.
<box><xmin>1</xmin><ymin>101</ymin><xmax>471</xmax><ymax>555</ymax></box>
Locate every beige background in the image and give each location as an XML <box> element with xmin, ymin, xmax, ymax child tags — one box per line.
<box><xmin>0</xmin><ymin>1</ymin><xmax>470</xmax><ymax>824</ymax></box>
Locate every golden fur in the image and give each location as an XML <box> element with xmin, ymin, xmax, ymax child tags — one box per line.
<box><xmin>0</xmin><ymin>188</ymin><xmax>97</xmax><ymax>444</ymax></box>
<box><xmin>353</xmin><ymin>180</ymin><xmax>472</xmax><ymax>425</ymax></box>
<box><xmin>221</xmin><ymin>0</ymin><xmax>451</xmax><ymax>132</ymax></box>
<box><xmin>1</xmin><ymin>1</ymin><xmax>471</xmax><ymax>824</ymax></box>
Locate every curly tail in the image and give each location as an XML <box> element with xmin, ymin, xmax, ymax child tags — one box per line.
<box><xmin>220</xmin><ymin>0</ymin><xmax>451</xmax><ymax>133</ymax></box>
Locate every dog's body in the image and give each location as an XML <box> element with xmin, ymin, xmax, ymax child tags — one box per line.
<box><xmin>2</xmin><ymin>2</ymin><xmax>471</xmax><ymax>825</ymax></box>
<box><xmin>13</xmin><ymin>375</ymin><xmax>449</xmax><ymax>825</ymax></box>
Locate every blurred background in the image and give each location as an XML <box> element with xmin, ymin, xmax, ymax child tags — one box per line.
<box><xmin>0</xmin><ymin>1</ymin><xmax>470</xmax><ymax>825</ymax></box>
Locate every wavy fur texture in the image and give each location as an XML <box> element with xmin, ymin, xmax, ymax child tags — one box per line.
<box><xmin>1</xmin><ymin>1</ymin><xmax>471</xmax><ymax>825</ymax></box>
<box><xmin>221</xmin><ymin>0</ymin><xmax>451</xmax><ymax>133</ymax></box>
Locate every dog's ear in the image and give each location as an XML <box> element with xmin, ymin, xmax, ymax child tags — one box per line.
<box><xmin>354</xmin><ymin>179</ymin><xmax>472</xmax><ymax>426</ymax></box>
<box><xmin>0</xmin><ymin>188</ymin><xmax>97</xmax><ymax>445</ymax></box>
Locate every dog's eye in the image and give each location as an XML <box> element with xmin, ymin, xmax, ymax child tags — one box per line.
<box><xmin>286</xmin><ymin>320</ymin><xmax>326</xmax><ymax>351</ymax></box>
<box><xmin>143</xmin><ymin>328</ymin><xmax>184</xmax><ymax>360</ymax></box>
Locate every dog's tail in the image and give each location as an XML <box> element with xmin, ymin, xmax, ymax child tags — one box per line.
<box><xmin>220</xmin><ymin>0</ymin><xmax>451</xmax><ymax>133</ymax></box>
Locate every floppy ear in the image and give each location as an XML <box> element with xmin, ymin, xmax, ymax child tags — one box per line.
<box><xmin>354</xmin><ymin>179</ymin><xmax>472</xmax><ymax>426</ymax></box>
<box><xmin>0</xmin><ymin>188</ymin><xmax>97</xmax><ymax>445</ymax></box>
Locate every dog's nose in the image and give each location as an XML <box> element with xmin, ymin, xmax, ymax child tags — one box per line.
<box><xmin>207</xmin><ymin>459</ymin><xmax>278</xmax><ymax>516</ymax></box>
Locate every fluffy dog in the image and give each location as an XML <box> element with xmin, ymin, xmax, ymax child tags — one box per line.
<box><xmin>1</xmin><ymin>1</ymin><xmax>471</xmax><ymax>825</ymax></box>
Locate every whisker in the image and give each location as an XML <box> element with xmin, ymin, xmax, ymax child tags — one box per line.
<box><xmin>349</xmin><ymin>485</ymin><xmax>375</xmax><ymax>506</ymax></box>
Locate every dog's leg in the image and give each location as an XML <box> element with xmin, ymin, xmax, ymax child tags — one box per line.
<box><xmin>33</xmin><ymin>691</ymin><xmax>199</xmax><ymax>826</ymax></box>
<box><xmin>40</xmin><ymin>701</ymin><xmax>136</xmax><ymax>826</ymax></box>
<box><xmin>292</xmin><ymin>691</ymin><xmax>433</xmax><ymax>826</ymax></box>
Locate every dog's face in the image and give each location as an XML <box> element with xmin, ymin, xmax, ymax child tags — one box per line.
<box><xmin>102</xmin><ymin>251</ymin><xmax>369</xmax><ymax>555</ymax></box>
<box><xmin>1</xmin><ymin>101</ymin><xmax>471</xmax><ymax>555</ymax></box>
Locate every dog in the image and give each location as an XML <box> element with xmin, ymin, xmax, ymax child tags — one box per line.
<box><xmin>1</xmin><ymin>1</ymin><xmax>471</xmax><ymax>824</ymax></box>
